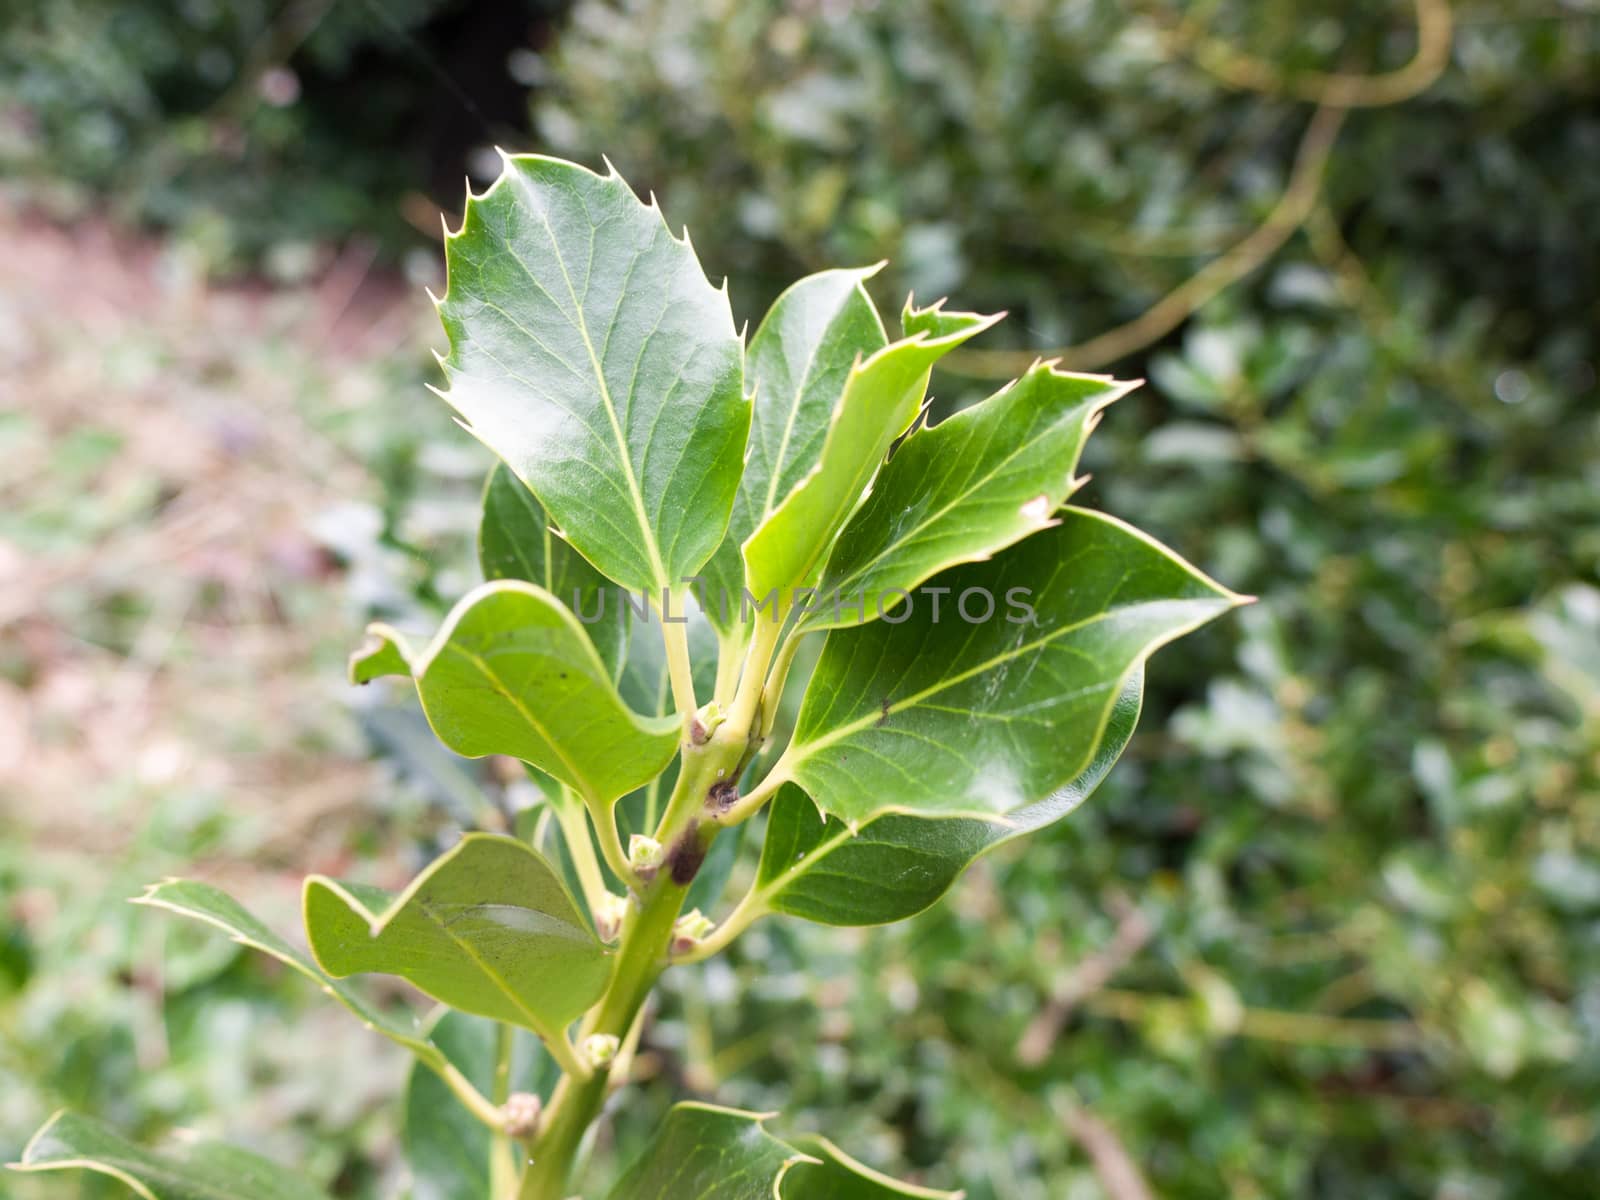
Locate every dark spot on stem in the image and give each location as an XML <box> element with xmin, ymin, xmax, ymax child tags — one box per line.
<box><xmin>707</xmin><ymin>779</ymin><xmax>739</xmax><ymax>813</ymax></box>
<box><xmin>668</xmin><ymin>825</ymin><xmax>706</xmax><ymax>885</ymax></box>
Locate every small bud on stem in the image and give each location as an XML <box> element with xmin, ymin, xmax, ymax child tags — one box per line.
<box><xmin>501</xmin><ymin>1091</ymin><xmax>542</xmax><ymax>1139</ymax></box>
<box><xmin>582</xmin><ymin>1033</ymin><xmax>620</xmax><ymax>1068</ymax></box>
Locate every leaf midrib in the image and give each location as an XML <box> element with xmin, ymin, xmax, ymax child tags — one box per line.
<box><xmin>789</xmin><ymin>595</ymin><xmax>1207</xmax><ymax>763</ymax></box>
<box><xmin>511</xmin><ymin>174</ymin><xmax>666</xmax><ymax>588</ymax></box>
<box><xmin>759</xmin><ymin>311</ymin><xmax>836</xmax><ymax>519</ymax></box>
<box><xmin>819</xmin><ymin>394</ymin><xmax>1094</xmax><ymax>603</ymax></box>
<box><xmin>416</xmin><ymin>895</ymin><xmax>563</xmax><ymax>1037</ymax></box>
<box><xmin>446</xmin><ymin>643</ymin><xmax>600</xmax><ymax>802</ymax></box>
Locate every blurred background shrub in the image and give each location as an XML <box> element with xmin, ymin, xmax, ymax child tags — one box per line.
<box><xmin>3</xmin><ymin>1</ymin><xmax>1597</xmax><ymax>1197</ymax></box>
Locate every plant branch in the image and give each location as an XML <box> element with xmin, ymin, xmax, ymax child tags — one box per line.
<box><xmin>520</xmin><ymin>732</ymin><xmax>747</xmax><ymax>1197</ymax></box>
<box><xmin>1157</xmin><ymin>0</ymin><xmax>1454</xmax><ymax>108</ymax></box>
<box><xmin>658</xmin><ymin>592</ymin><xmax>698</xmax><ymax>719</ymax></box>
<box><xmin>488</xmin><ymin>1023</ymin><xmax>517</xmax><ymax>1196</ymax></box>
<box><xmin>1016</xmin><ymin>893</ymin><xmax>1152</xmax><ymax>1066</ymax></box>
<box><xmin>947</xmin><ymin>101</ymin><xmax>1348</xmax><ymax>378</ymax></box>
<box><xmin>551</xmin><ymin>792</ymin><xmax>608</xmax><ymax>914</ymax></box>
<box><xmin>1054</xmin><ymin>1097</ymin><xmax>1156</xmax><ymax>1200</ymax></box>
<box><xmin>726</xmin><ymin>616</ymin><xmax>783</xmax><ymax>737</ymax></box>
<box><xmin>670</xmin><ymin>882</ymin><xmax>768</xmax><ymax>964</ymax></box>
<box><xmin>584</xmin><ymin>795</ymin><xmax>637</xmax><ymax>892</ymax></box>
<box><xmin>429</xmin><ymin>1055</ymin><xmax>508</xmax><ymax>1130</ymax></box>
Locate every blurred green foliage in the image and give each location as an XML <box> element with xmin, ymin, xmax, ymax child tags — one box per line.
<box><xmin>6</xmin><ymin>0</ymin><xmax>1599</xmax><ymax>1197</ymax></box>
<box><xmin>0</xmin><ymin>0</ymin><xmax>566</xmax><ymax>273</ymax></box>
<box><xmin>523</xmin><ymin>1</ymin><xmax>1600</xmax><ymax>1196</ymax></box>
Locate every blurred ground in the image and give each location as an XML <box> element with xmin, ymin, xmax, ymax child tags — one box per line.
<box><xmin>0</xmin><ymin>200</ymin><xmax>458</xmax><ymax>1189</ymax></box>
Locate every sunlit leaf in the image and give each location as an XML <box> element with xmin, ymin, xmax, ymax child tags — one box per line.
<box><xmin>804</xmin><ymin>362</ymin><xmax>1133</xmax><ymax>632</ymax></box>
<box><xmin>743</xmin><ymin>302</ymin><xmax>1001</xmax><ymax>613</ymax></box>
<box><xmin>776</xmin><ymin>509</ymin><xmax>1243</xmax><ymax>826</ymax></box>
<box><xmin>436</xmin><ymin>154</ymin><xmax>749</xmax><ymax>593</ymax></box>
<box><xmin>753</xmin><ymin>675</ymin><xmax>1140</xmax><ymax>926</ymax></box>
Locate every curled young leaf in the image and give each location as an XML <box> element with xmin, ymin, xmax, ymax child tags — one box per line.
<box><xmin>803</xmin><ymin>362</ymin><xmax>1136</xmax><ymax>632</ymax></box>
<box><xmin>699</xmin><ymin>266</ymin><xmax>889</xmax><ymax>630</ymax></box>
<box><xmin>349</xmin><ymin>621</ymin><xmax>413</xmax><ymax>684</ymax></box>
<box><xmin>435</xmin><ymin>154</ymin><xmax>749</xmax><ymax>594</ymax></box>
<box><xmin>743</xmin><ymin>302</ymin><xmax>1003</xmax><ymax>613</ymax></box>
<box><xmin>405</xmin><ymin>580</ymin><xmax>678</xmax><ymax>803</ymax></box>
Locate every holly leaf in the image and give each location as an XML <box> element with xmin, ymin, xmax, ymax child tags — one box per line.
<box><xmin>401</xmin><ymin>580</ymin><xmax>678</xmax><ymax>803</ymax></box>
<box><xmin>699</xmin><ymin>267</ymin><xmax>888</xmax><ymax>630</ymax></box>
<box><xmin>752</xmin><ymin>675</ymin><xmax>1140</xmax><ymax>926</ymax></box>
<box><xmin>607</xmin><ymin>1105</ymin><xmax>959</xmax><ymax>1200</ymax></box>
<box><xmin>606</xmin><ymin>1104</ymin><xmax>811</xmax><ymax>1200</ymax></box>
<box><xmin>10</xmin><ymin>1111</ymin><xmax>331</xmax><ymax>1200</ymax></box>
<box><xmin>803</xmin><ymin>362</ymin><xmax>1134</xmax><ymax>632</ymax></box>
<box><xmin>480</xmin><ymin>462</ymin><xmax>627</xmax><ymax>678</ymax></box>
<box><xmin>775</xmin><ymin>509</ymin><xmax>1243</xmax><ymax>826</ymax></box>
<box><xmin>435</xmin><ymin>154</ymin><xmax>749</xmax><ymax>594</ymax></box>
<box><xmin>132</xmin><ymin>878</ymin><xmax>438</xmax><ymax>1060</ymax></box>
<box><xmin>743</xmin><ymin>302</ymin><xmax>1002</xmax><ymax>613</ymax></box>
<box><xmin>784</xmin><ymin>1135</ymin><xmax>964</xmax><ymax>1198</ymax></box>
<box><xmin>304</xmin><ymin>834</ymin><xmax>610</xmax><ymax>1049</ymax></box>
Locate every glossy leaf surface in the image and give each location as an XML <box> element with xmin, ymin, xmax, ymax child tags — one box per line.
<box><xmin>607</xmin><ymin>1105</ymin><xmax>958</xmax><ymax>1200</ymax></box>
<box><xmin>436</xmin><ymin>154</ymin><xmax>749</xmax><ymax>592</ymax></box>
<box><xmin>781</xmin><ymin>509</ymin><xmax>1242</xmax><ymax>825</ymax></box>
<box><xmin>754</xmin><ymin>675</ymin><xmax>1140</xmax><ymax>925</ymax></box>
<box><xmin>606</xmin><ymin>1104</ymin><xmax>809</xmax><ymax>1200</ymax></box>
<box><xmin>804</xmin><ymin>362</ymin><xmax>1134</xmax><ymax>632</ymax></box>
<box><xmin>304</xmin><ymin>834</ymin><xmax>610</xmax><ymax>1044</ymax></box>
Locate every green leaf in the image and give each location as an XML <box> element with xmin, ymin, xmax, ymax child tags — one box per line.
<box><xmin>406</xmin><ymin>581</ymin><xmax>678</xmax><ymax>803</ymax></box>
<box><xmin>435</xmin><ymin>154</ymin><xmax>750</xmax><ymax>593</ymax></box>
<box><xmin>606</xmin><ymin>1105</ymin><xmax>959</xmax><ymax>1200</ymax></box>
<box><xmin>803</xmin><ymin>362</ymin><xmax>1134</xmax><ymax>632</ymax></box>
<box><xmin>132</xmin><ymin>878</ymin><xmax>435</xmax><ymax>1059</ymax></box>
<box><xmin>783</xmin><ymin>1135</ymin><xmax>964</xmax><ymax>1198</ymax></box>
<box><xmin>743</xmin><ymin>302</ymin><xmax>1002</xmax><ymax>611</ymax></box>
<box><xmin>606</xmin><ymin>1104</ymin><xmax>812</xmax><ymax>1200</ymax></box>
<box><xmin>304</xmin><ymin>833</ymin><xmax>610</xmax><ymax>1047</ymax></box>
<box><xmin>777</xmin><ymin>509</ymin><xmax>1243</xmax><ymax>826</ymax></box>
<box><xmin>10</xmin><ymin>1111</ymin><xmax>331</xmax><ymax>1200</ymax></box>
<box><xmin>403</xmin><ymin>1012</ymin><xmax>558</xmax><ymax>1200</ymax></box>
<box><xmin>479</xmin><ymin>462</ymin><xmax>627</xmax><ymax>678</ymax></box>
<box><xmin>349</xmin><ymin>621</ymin><xmax>413</xmax><ymax>684</ymax></box>
<box><xmin>754</xmin><ymin>674</ymin><xmax>1141</xmax><ymax>926</ymax></box>
<box><xmin>699</xmin><ymin>266</ymin><xmax>888</xmax><ymax>629</ymax></box>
